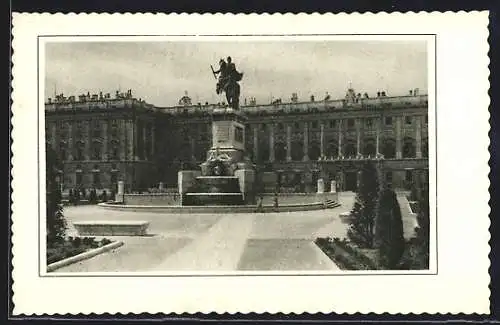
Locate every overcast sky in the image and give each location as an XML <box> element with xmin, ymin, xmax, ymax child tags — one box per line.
<box><xmin>45</xmin><ymin>41</ymin><xmax>427</xmax><ymax>107</ymax></box>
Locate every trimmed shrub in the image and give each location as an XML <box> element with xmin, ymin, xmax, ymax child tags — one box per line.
<box><xmin>46</xmin><ymin>145</ymin><xmax>67</xmax><ymax>245</ymax></box>
<box><xmin>375</xmin><ymin>188</ymin><xmax>405</xmax><ymax>269</ymax></box>
<box><xmin>347</xmin><ymin>161</ymin><xmax>380</xmax><ymax>248</ymax></box>
<box><xmin>100</xmin><ymin>238</ymin><xmax>112</xmax><ymax>246</ymax></box>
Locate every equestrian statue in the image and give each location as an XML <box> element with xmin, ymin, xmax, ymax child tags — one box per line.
<box><xmin>211</xmin><ymin>56</ymin><xmax>243</xmax><ymax>109</ymax></box>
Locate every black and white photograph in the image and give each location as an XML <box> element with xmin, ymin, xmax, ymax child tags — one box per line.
<box><xmin>44</xmin><ymin>39</ymin><xmax>431</xmax><ymax>273</ymax></box>
<box><xmin>11</xmin><ymin>12</ymin><xmax>490</xmax><ymax>315</ymax></box>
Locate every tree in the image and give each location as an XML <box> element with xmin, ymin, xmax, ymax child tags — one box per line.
<box><xmin>375</xmin><ymin>188</ymin><xmax>405</xmax><ymax>269</ymax></box>
<box><xmin>413</xmin><ymin>185</ymin><xmax>430</xmax><ymax>268</ymax></box>
<box><xmin>347</xmin><ymin>161</ymin><xmax>380</xmax><ymax>248</ymax></box>
<box><xmin>46</xmin><ymin>145</ymin><xmax>67</xmax><ymax>244</ymax></box>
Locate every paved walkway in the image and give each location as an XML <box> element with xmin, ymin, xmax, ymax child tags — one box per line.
<box><xmin>153</xmin><ymin>214</ymin><xmax>255</xmax><ymax>271</ymax></box>
<box><xmin>55</xmin><ymin>195</ymin><xmax>355</xmax><ymax>273</ymax></box>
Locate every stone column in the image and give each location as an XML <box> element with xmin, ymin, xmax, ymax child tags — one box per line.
<box><xmin>396</xmin><ymin>116</ymin><xmax>402</xmax><ymax>159</ymax></box>
<box><xmin>133</xmin><ymin>120</ymin><xmax>139</xmax><ymax>160</ymax></box>
<box><xmin>303</xmin><ymin>122</ymin><xmax>309</xmax><ymax>161</ymax></box>
<box><xmin>269</xmin><ymin>123</ymin><xmax>275</xmax><ymax>162</ymax></box>
<box><xmin>376</xmin><ymin>117</ymin><xmax>381</xmax><ymax>157</ymax></box>
<box><xmin>67</xmin><ymin>123</ymin><xmax>74</xmax><ymax>161</ymax></box>
<box><xmin>190</xmin><ymin>137</ymin><xmax>196</xmax><ymax>162</ymax></box>
<box><xmin>330</xmin><ymin>180</ymin><xmax>336</xmax><ymax>193</ymax></box>
<box><xmin>317</xmin><ymin>178</ymin><xmax>325</xmax><ymax>193</ymax></box>
<box><xmin>120</xmin><ymin>120</ymin><xmax>127</xmax><ymax>160</ymax></box>
<box><xmin>142</xmin><ymin>123</ymin><xmax>147</xmax><ymax>160</ymax></box>
<box><xmin>102</xmin><ymin>120</ymin><xmax>108</xmax><ymax>161</ymax></box>
<box><xmin>127</xmin><ymin>120</ymin><xmax>135</xmax><ymax>161</ymax></box>
<box><xmin>320</xmin><ymin>122</ymin><xmax>325</xmax><ymax>158</ymax></box>
<box><xmin>253</xmin><ymin>126</ymin><xmax>259</xmax><ymax>161</ymax></box>
<box><xmin>356</xmin><ymin>118</ymin><xmax>362</xmax><ymax>158</ymax></box>
<box><xmin>415</xmin><ymin>116</ymin><xmax>422</xmax><ymax>158</ymax></box>
<box><xmin>286</xmin><ymin>124</ymin><xmax>292</xmax><ymax>161</ymax></box>
<box><xmin>337</xmin><ymin>119</ymin><xmax>343</xmax><ymax>158</ymax></box>
<box><xmin>51</xmin><ymin>123</ymin><xmax>57</xmax><ymax>151</ymax></box>
<box><xmin>84</xmin><ymin>120</ymin><xmax>91</xmax><ymax>160</ymax></box>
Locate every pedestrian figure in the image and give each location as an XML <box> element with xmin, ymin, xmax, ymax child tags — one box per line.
<box><xmin>273</xmin><ymin>192</ymin><xmax>279</xmax><ymax>212</ymax></box>
<box><xmin>256</xmin><ymin>195</ymin><xmax>264</xmax><ymax>213</ymax></box>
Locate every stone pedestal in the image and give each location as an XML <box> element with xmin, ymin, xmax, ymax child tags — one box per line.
<box><xmin>235</xmin><ymin>169</ymin><xmax>256</xmax><ymax>204</ymax></box>
<box><xmin>317</xmin><ymin>178</ymin><xmax>325</xmax><ymax>194</ymax></box>
<box><xmin>115</xmin><ymin>181</ymin><xmax>125</xmax><ymax>203</ymax></box>
<box><xmin>261</xmin><ymin>171</ymin><xmax>278</xmax><ymax>193</ymax></box>
<box><xmin>330</xmin><ymin>180</ymin><xmax>337</xmax><ymax>193</ymax></box>
<box><xmin>178</xmin><ymin>171</ymin><xmax>201</xmax><ymax>205</ymax></box>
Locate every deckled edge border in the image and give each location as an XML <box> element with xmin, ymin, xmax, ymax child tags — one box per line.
<box><xmin>9</xmin><ymin>11</ymin><xmax>493</xmax><ymax>318</ymax></box>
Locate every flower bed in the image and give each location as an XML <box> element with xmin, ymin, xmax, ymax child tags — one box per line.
<box><xmin>315</xmin><ymin>237</ymin><xmax>379</xmax><ymax>270</ymax></box>
<box><xmin>47</xmin><ymin>237</ymin><xmax>112</xmax><ymax>265</ymax></box>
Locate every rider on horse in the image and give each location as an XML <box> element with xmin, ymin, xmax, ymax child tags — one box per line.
<box><xmin>213</xmin><ymin>56</ymin><xmax>243</xmax><ymax>109</ymax></box>
<box><xmin>213</xmin><ymin>57</ymin><xmax>243</xmax><ymax>95</ymax></box>
<box><xmin>213</xmin><ymin>58</ymin><xmax>229</xmax><ymax>95</ymax></box>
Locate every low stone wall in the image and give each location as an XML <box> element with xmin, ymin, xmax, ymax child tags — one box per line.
<box><xmin>260</xmin><ymin>192</ymin><xmax>338</xmax><ymax>206</ymax></box>
<box><xmin>73</xmin><ymin>221</ymin><xmax>150</xmax><ymax>236</ymax></box>
<box><xmin>123</xmin><ymin>193</ymin><xmax>180</xmax><ymax>206</ymax></box>
<box><xmin>98</xmin><ymin>201</ymin><xmax>328</xmax><ymax>214</ymax></box>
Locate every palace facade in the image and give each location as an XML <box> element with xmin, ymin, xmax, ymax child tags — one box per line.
<box><xmin>45</xmin><ymin>88</ymin><xmax>429</xmax><ymax>194</ymax></box>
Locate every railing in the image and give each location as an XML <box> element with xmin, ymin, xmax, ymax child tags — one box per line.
<box><xmin>45</xmin><ymin>99</ymin><xmax>156</xmax><ymax>112</ymax></box>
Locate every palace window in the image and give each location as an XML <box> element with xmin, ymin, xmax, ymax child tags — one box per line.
<box><xmin>385</xmin><ymin>116</ymin><xmax>393</xmax><ymax>126</ymax></box>
<box><xmin>75</xmin><ymin>142</ymin><xmax>85</xmax><ymax>160</ymax></box>
<box><xmin>329</xmin><ymin>120</ymin><xmax>336</xmax><ymax>128</ymax></box>
<box><xmin>405</xmin><ymin>116</ymin><xmax>412</xmax><ymax>125</ymax></box>
<box><xmin>93</xmin><ymin>171</ymin><xmax>101</xmax><ymax>188</ymax></box>
<box><xmin>347</xmin><ymin>119</ymin><xmax>355</xmax><ymax>129</ymax></box>
<box><xmin>59</xmin><ymin>143</ymin><xmax>67</xmax><ymax>161</ymax></box>
<box><xmin>92</xmin><ymin>143</ymin><xmax>102</xmax><ymax>160</ymax></box>
<box><xmin>111</xmin><ymin>146</ymin><xmax>119</xmax><ymax>160</ymax></box>
<box><xmin>311</xmin><ymin>121</ymin><xmax>318</xmax><ymax>129</ymax></box>
<box><xmin>365</xmin><ymin>118</ymin><xmax>373</xmax><ymax>128</ymax></box>
<box><xmin>76</xmin><ymin>172</ymin><xmax>83</xmax><ymax>187</ymax></box>
<box><xmin>294</xmin><ymin>122</ymin><xmax>300</xmax><ymax>129</ymax></box>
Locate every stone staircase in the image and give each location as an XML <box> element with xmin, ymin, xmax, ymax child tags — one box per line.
<box><xmin>325</xmin><ymin>199</ymin><xmax>341</xmax><ymax>209</ymax></box>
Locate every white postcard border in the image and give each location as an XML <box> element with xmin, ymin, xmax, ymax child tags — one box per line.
<box><xmin>12</xmin><ymin>12</ymin><xmax>490</xmax><ymax>315</ymax></box>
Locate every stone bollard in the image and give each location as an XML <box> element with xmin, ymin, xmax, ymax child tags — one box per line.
<box><xmin>116</xmin><ymin>181</ymin><xmax>125</xmax><ymax>203</ymax></box>
<box><xmin>317</xmin><ymin>178</ymin><xmax>325</xmax><ymax>194</ymax></box>
<box><xmin>330</xmin><ymin>180</ymin><xmax>336</xmax><ymax>193</ymax></box>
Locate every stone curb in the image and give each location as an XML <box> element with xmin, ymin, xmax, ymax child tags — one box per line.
<box><xmin>47</xmin><ymin>241</ymin><xmax>124</xmax><ymax>272</ymax></box>
<box><xmin>97</xmin><ymin>202</ymin><xmax>341</xmax><ymax>213</ymax></box>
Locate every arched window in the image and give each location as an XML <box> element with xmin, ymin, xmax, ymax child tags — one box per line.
<box><xmin>344</xmin><ymin>141</ymin><xmax>356</xmax><ymax>157</ymax></box>
<box><xmin>111</xmin><ymin>141</ymin><xmax>120</xmax><ymax>160</ymax></box>
<box><xmin>327</xmin><ymin>140</ymin><xmax>338</xmax><ymax>158</ymax></box>
<box><xmin>92</xmin><ymin>141</ymin><xmax>102</xmax><ymax>160</ymax></box>
<box><xmin>291</xmin><ymin>141</ymin><xmax>303</xmax><ymax>161</ymax></box>
<box><xmin>363</xmin><ymin>139</ymin><xmax>376</xmax><ymax>157</ymax></box>
<box><xmin>308</xmin><ymin>141</ymin><xmax>321</xmax><ymax>160</ymax></box>
<box><xmin>75</xmin><ymin>141</ymin><xmax>85</xmax><ymax>161</ymax></box>
<box><xmin>403</xmin><ymin>137</ymin><xmax>416</xmax><ymax>158</ymax></box>
<box><xmin>92</xmin><ymin>164</ymin><xmax>101</xmax><ymax>188</ymax></box>
<box><xmin>382</xmin><ymin>139</ymin><xmax>396</xmax><ymax>159</ymax></box>
<box><xmin>275</xmin><ymin>142</ymin><xmax>286</xmax><ymax>162</ymax></box>
<box><xmin>59</xmin><ymin>142</ymin><xmax>67</xmax><ymax>161</ymax></box>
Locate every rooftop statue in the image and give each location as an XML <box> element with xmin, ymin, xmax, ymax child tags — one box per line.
<box><xmin>211</xmin><ymin>56</ymin><xmax>243</xmax><ymax>109</ymax></box>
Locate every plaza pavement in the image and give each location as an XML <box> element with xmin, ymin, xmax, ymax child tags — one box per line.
<box><xmin>54</xmin><ymin>192</ymin><xmax>416</xmax><ymax>273</ymax></box>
